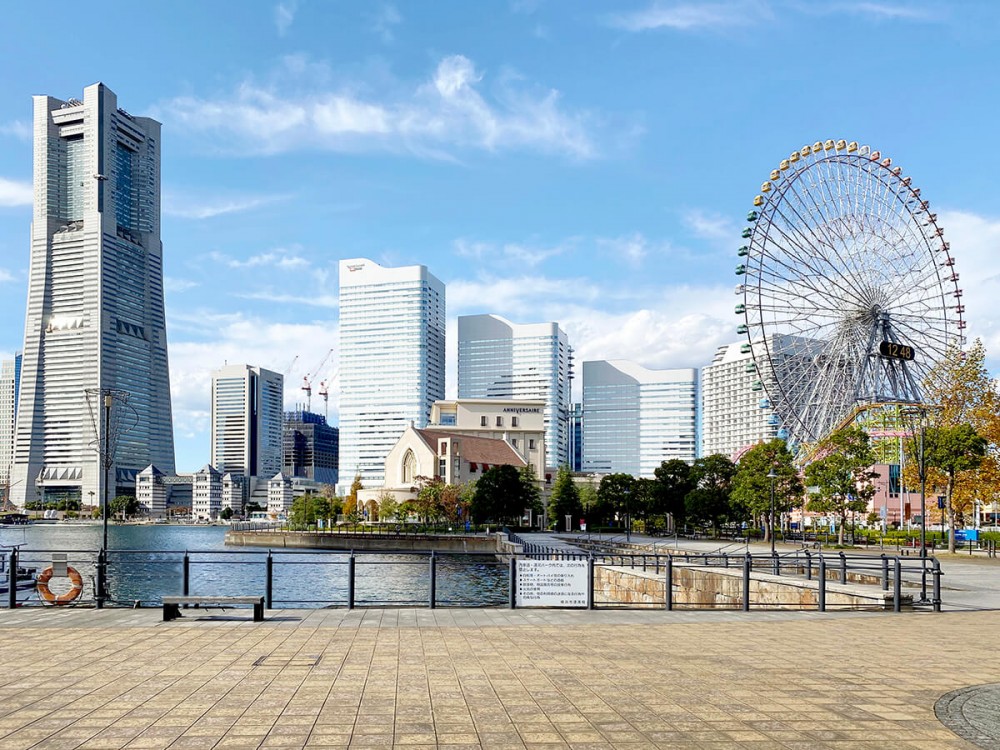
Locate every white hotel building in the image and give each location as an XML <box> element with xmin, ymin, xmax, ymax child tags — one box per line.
<box><xmin>337</xmin><ymin>258</ymin><xmax>445</xmax><ymax>491</ymax></box>
<box><xmin>582</xmin><ymin>361</ymin><xmax>698</xmax><ymax>477</ymax></box>
<box><xmin>211</xmin><ymin>364</ymin><xmax>284</xmax><ymax>482</ymax></box>
<box><xmin>458</xmin><ymin>315</ymin><xmax>572</xmax><ymax>469</ymax></box>
<box><xmin>0</xmin><ymin>354</ymin><xmax>21</xmax><ymax>496</ymax></box>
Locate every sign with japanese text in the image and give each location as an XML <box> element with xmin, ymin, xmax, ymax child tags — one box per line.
<box><xmin>515</xmin><ymin>559</ymin><xmax>588</xmax><ymax>608</ymax></box>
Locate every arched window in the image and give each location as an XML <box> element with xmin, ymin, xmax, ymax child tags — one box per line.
<box><xmin>402</xmin><ymin>450</ymin><xmax>417</xmax><ymax>484</ymax></box>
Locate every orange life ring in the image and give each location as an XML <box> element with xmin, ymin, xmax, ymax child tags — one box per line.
<box><xmin>36</xmin><ymin>565</ymin><xmax>84</xmax><ymax>605</ymax></box>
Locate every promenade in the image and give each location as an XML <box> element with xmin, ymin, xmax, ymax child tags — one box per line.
<box><xmin>0</xmin><ymin>604</ymin><xmax>992</xmax><ymax>749</ymax></box>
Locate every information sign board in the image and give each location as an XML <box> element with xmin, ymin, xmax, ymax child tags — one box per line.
<box><xmin>515</xmin><ymin>559</ymin><xmax>589</xmax><ymax>608</ymax></box>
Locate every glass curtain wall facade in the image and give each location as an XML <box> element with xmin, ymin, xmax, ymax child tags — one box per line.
<box><xmin>0</xmin><ymin>354</ymin><xmax>22</xmax><ymax>494</ymax></box>
<box><xmin>457</xmin><ymin>314</ymin><xmax>573</xmax><ymax>469</ymax></box>
<box><xmin>582</xmin><ymin>361</ymin><xmax>697</xmax><ymax>478</ymax></box>
<box><xmin>283</xmin><ymin>410</ymin><xmax>339</xmax><ymax>485</ymax></box>
<box><xmin>337</xmin><ymin>258</ymin><xmax>445</xmax><ymax>490</ymax></box>
<box><xmin>211</xmin><ymin>364</ymin><xmax>284</xmax><ymax>480</ymax></box>
<box><xmin>11</xmin><ymin>83</ymin><xmax>175</xmax><ymax>507</ymax></box>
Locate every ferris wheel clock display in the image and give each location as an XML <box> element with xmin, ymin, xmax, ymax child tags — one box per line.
<box><xmin>736</xmin><ymin>139</ymin><xmax>966</xmax><ymax>448</ymax></box>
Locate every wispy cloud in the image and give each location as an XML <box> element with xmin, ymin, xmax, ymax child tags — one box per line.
<box><xmin>0</xmin><ymin>121</ymin><xmax>30</xmax><ymax>140</ymax></box>
<box><xmin>595</xmin><ymin>232</ymin><xmax>664</xmax><ymax>268</ymax></box>
<box><xmin>163</xmin><ymin>192</ymin><xmax>291</xmax><ymax>219</ymax></box>
<box><xmin>0</xmin><ymin>177</ymin><xmax>32</xmax><ymax>207</ymax></box>
<box><xmin>237</xmin><ymin>290</ymin><xmax>339</xmax><ymax>308</ymax></box>
<box><xmin>209</xmin><ymin>248</ymin><xmax>310</xmax><ymax>270</ymax></box>
<box><xmin>164</xmin><ymin>277</ymin><xmax>200</xmax><ymax>293</ymax></box>
<box><xmin>274</xmin><ymin>1</ymin><xmax>297</xmax><ymax>35</ymax></box>
<box><xmin>683</xmin><ymin>209</ymin><xmax>738</xmax><ymax>245</ymax></box>
<box><xmin>371</xmin><ymin>3</ymin><xmax>402</xmax><ymax>42</ymax></box>
<box><xmin>828</xmin><ymin>2</ymin><xmax>938</xmax><ymax>21</ymax></box>
<box><xmin>454</xmin><ymin>237</ymin><xmax>572</xmax><ymax>268</ymax></box>
<box><xmin>161</xmin><ymin>54</ymin><xmax>598</xmax><ymax>159</ymax></box>
<box><xmin>0</xmin><ymin>269</ymin><xmax>15</xmax><ymax>283</ymax></box>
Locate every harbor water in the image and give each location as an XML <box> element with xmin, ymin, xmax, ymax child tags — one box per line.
<box><xmin>2</xmin><ymin>523</ymin><xmax>509</xmax><ymax>608</ymax></box>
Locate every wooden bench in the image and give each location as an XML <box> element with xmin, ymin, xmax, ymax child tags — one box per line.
<box><xmin>162</xmin><ymin>595</ymin><xmax>265</xmax><ymax>622</ymax></box>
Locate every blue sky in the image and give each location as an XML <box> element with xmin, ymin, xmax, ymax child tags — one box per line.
<box><xmin>1</xmin><ymin>0</ymin><xmax>999</xmax><ymax>471</ymax></box>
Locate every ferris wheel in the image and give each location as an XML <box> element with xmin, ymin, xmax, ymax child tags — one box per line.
<box><xmin>736</xmin><ymin>139</ymin><xmax>965</xmax><ymax>448</ymax></box>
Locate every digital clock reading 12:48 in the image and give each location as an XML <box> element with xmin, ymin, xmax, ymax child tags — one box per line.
<box><xmin>878</xmin><ymin>341</ymin><xmax>916</xmax><ymax>361</ymax></box>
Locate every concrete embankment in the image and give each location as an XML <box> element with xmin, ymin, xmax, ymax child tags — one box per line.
<box><xmin>225</xmin><ymin>529</ymin><xmax>502</xmax><ymax>553</ymax></box>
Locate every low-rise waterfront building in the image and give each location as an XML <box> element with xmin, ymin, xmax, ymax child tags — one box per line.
<box><xmin>267</xmin><ymin>472</ymin><xmax>294</xmax><ymax>517</ymax></box>
<box><xmin>192</xmin><ymin>465</ymin><xmax>223</xmax><ymax>521</ymax></box>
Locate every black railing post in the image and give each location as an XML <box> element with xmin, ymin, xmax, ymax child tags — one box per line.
<box><xmin>839</xmin><ymin>551</ymin><xmax>847</xmax><ymax>584</ymax></box>
<box><xmin>742</xmin><ymin>553</ymin><xmax>751</xmax><ymax>612</ymax></box>
<box><xmin>587</xmin><ymin>553</ymin><xmax>595</xmax><ymax>610</ymax></box>
<box><xmin>932</xmin><ymin>558</ymin><xmax>942</xmax><ymax>612</ymax></box>
<box><xmin>96</xmin><ymin>549</ymin><xmax>106</xmax><ymax>609</ymax></box>
<box><xmin>509</xmin><ymin>556</ymin><xmax>517</xmax><ymax>609</ymax></box>
<box><xmin>265</xmin><ymin>551</ymin><xmax>273</xmax><ymax>609</ymax></box>
<box><xmin>818</xmin><ymin>555</ymin><xmax>826</xmax><ymax>612</ymax></box>
<box><xmin>182</xmin><ymin>552</ymin><xmax>190</xmax><ymax>597</ymax></box>
<box><xmin>665</xmin><ymin>556</ymin><xmax>673</xmax><ymax>611</ymax></box>
<box><xmin>881</xmin><ymin>554</ymin><xmax>889</xmax><ymax>591</ymax></box>
<box><xmin>805</xmin><ymin>550</ymin><xmax>812</xmax><ymax>580</ymax></box>
<box><xmin>429</xmin><ymin>551</ymin><xmax>437</xmax><ymax>609</ymax></box>
<box><xmin>348</xmin><ymin>552</ymin><xmax>356</xmax><ymax>610</ymax></box>
<box><xmin>7</xmin><ymin>548</ymin><xmax>16</xmax><ymax>609</ymax></box>
<box><xmin>772</xmin><ymin>550</ymin><xmax>779</xmax><ymax>576</ymax></box>
<box><xmin>893</xmin><ymin>558</ymin><xmax>902</xmax><ymax>613</ymax></box>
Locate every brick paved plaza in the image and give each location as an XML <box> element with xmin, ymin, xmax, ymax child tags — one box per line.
<box><xmin>0</xmin><ymin>606</ymin><xmax>991</xmax><ymax>749</ymax></box>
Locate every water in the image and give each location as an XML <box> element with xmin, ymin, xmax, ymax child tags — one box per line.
<box><xmin>2</xmin><ymin>523</ymin><xmax>509</xmax><ymax>608</ymax></box>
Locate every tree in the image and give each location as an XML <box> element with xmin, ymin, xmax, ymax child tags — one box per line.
<box><xmin>377</xmin><ymin>490</ymin><xmax>399</xmax><ymax>523</ymax></box>
<box><xmin>652</xmin><ymin>459</ymin><xmax>694</xmax><ymax>530</ymax></box>
<box><xmin>684</xmin><ymin>454</ymin><xmax>737</xmax><ymax>535</ymax></box>
<box><xmin>110</xmin><ymin>495</ymin><xmax>140</xmax><ymax>520</ymax></box>
<box><xmin>519</xmin><ymin>464</ymin><xmax>543</xmax><ymax>525</ymax></box>
<box><xmin>220</xmin><ymin>507</ymin><xmax>234</xmax><ymax>521</ymax></box>
<box><xmin>804</xmin><ymin>427</ymin><xmax>878</xmax><ymax>545</ymax></box>
<box><xmin>246</xmin><ymin>501</ymin><xmax>264</xmax><ymax>515</ymax></box>
<box><xmin>343</xmin><ymin>474</ymin><xmax>363</xmax><ymax>522</ymax></box>
<box><xmin>924</xmin><ymin>424</ymin><xmax>988</xmax><ymax>552</ymax></box>
<box><xmin>731</xmin><ymin>440</ymin><xmax>803</xmax><ymax>542</ymax></box>
<box><xmin>548</xmin><ymin>466</ymin><xmax>581</xmax><ymax>531</ymax></box>
<box><xmin>598</xmin><ymin>474</ymin><xmax>636</xmax><ymax>532</ymax></box>
<box><xmin>472</xmin><ymin>465</ymin><xmax>524</xmax><ymax>524</ymax></box>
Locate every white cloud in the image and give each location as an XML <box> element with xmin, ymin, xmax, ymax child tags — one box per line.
<box><xmin>371</xmin><ymin>3</ymin><xmax>402</xmax><ymax>42</ymax></box>
<box><xmin>0</xmin><ymin>269</ymin><xmax>15</xmax><ymax>283</ymax></box>
<box><xmin>161</xmin><ymin>54</ymin><xmax>597</xmax><ymax>159</ymax></box>
<box><xmin>607</xmin><ymin>1</ymin><xmax>766</xmax><ymax>31</ymax></box>
<box><xmin>237</xmin><ymin>290</ymin><xmax>340</xmax><ymax>309</ymax></box>
<box><xmin>163</xmin><ymin>277</ymin><xmax>200</xmax><ymax>293</ymax></box>
<box><xmin>209</xmin><ymin>248</ymin><xmax>310</xmax><ymax>270</ymax></box>
<box><xmin>0</xmin><ymin>121</ymin><xmax>30</xmax><ymax>140</ymax></box>
<box><xmin>595</xmin><ymin>232</ymin><xmax>658</xmax><ymax>267</ymax></box>
<box><xmin>0</xmin><ymin>177</ymin><xmax>32</xmax><ymax>207</ymax></box>
<box><xmin>683</xmin><ymin>209</ymin><xmax>738</xmax><ymax>244</ymax></box>
<box><xmin>163</xmin><ymin>192</ymin><xmax>290</xmax><ymax>219</ymax></box>
<box><xmin>454</xmin><ymin>237</ymin><xmax>571</xmax><ymax>267</ymax></box>
<box><xmin>830</xmin><ymin>2</ymin><xmax>937</xmax><ymax>21</ymax></box>
<box><xmin>274</xmin><ymin>1</ymin><xmax>297</xmax><ymax>35</ymax></box>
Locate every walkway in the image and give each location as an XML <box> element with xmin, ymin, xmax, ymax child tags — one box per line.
<box><xmin>0</xmin><ymin>605</ymin><xmax>989</xmax><ymax>749</ymax></box>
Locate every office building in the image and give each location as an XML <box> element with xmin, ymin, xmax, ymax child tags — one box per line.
<box><xmin>337</xmin><ymin>258</ymin><xmax>445</xmax><ymax>490</ymax></box>
<box><xmin>569</xmin><ymin>402</ymin><xmax>583</xmax><ymax>473</ymax></box>
<box><xmin>457</xmin><ymin>314</ymin><xmax>572</xmax><ymax>469</ymax></box>
<box><xmin>211</xmin><ymin>364</ymin><xmax>284</xmax><ymax>480</ymax></box>
<box><xmin>0</xmin><ymin>354</ymin><xmax>21</xmax><ymax>499</ymax></box>
<box><xmin>582</xmin><ymin>361</ymin><xmax>697</xmax><ymax>477</ymax></box>
<box><xmin>11</xmin><ymin>83</ymin><xmax>175</xmax><ymax>507</ymax></box>
<box><xmin>283</xmin><ymin>410</ymin><xmax>339</xmax><ymax>486</ymax></box>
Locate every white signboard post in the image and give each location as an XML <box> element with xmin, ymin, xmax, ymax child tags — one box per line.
<box><xmin>515</xmin><ymin>559</ymin><xmax>589</xmax><ymax>608</ymax></box>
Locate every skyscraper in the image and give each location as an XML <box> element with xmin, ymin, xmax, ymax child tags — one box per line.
<box><xmin>458</xmin><ymin>314</ymin><xmax>572</xmax><ymax>469</ymax></box>
<box><xmin>211</xmin><ymin>364</ymin><xmax>284</xmax><ymax>480</ymax></box>
<box><xmin>582</xmin><ymin>361</ymin><xmax>698</xmax><ymax>478</ymax></box>
<box><xmin>11</xmin><ymin>83</ymin><xmax>174</xmax><ymax>507</ymax></box>
<box><xmin>0</xmin><ymin>354</ymin><xmax>22</xmax><ymax>500</ymax></box>
<box><xmin>283</xmin><ymin>410</ymin><xmax>339</xmax><ymax>486</ymax></box>
<box><xmin>338</xmin><ymin>258</ymin><xmax>445</xmax><ymax>489</ymax></box>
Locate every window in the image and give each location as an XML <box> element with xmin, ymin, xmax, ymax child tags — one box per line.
<box><xmin>480</xmin><ymin>416</ymin><xmax>488</xmax><ymax>427</ymax></box>
<box><xmin>512</xmin><ymin>417</ymin><xmax>519</xmax><ymax>427</ymax></box>
<box><xmin>438</xmin><ymin>457</ymin><xmax>447</xmax><ymax>478</ymax></box>
<box><xmin>511</xmin><ymin>438</ymin><xmax>518</xmax><ymax>448</ymax></box>
<box><xmin>440</xmin><ymin>442</ymin><xmax>448</xmax><ymax>456</ymax></box>
<box><xmin>496</xmin><ymin>416</ymin><xmax>503</xmax><ymax>427</ymax></box>
<box><xmin>529</xmin><ymin>439</ymin><xmax>536</xmax><ymax>450</ymax></box>
<box><xmin>402</xmin><ymin>450</ymin><xmax>417</xmax><ymax>484</ymax></box>
<box><xmin>470</xmin><ymin>462</ymin><xmax>478</xmax><ymax>473</ymax></box>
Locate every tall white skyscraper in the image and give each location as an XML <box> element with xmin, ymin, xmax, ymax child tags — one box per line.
<box><xmin>0</xmin><ymin>354</ymin><xmax>22</xmax><ymax>498</ymax></box>
<box><xmin>11</xmin><ymin>83</ymin><xmax>174</xmax><ymax>507</ymax></box>
<box><xmin>338</xmin><ymin>258</ymin><xmax>445</xmax><ymax>489</ymax></box>
<box><xmin>211</xmin><ymin>364</ymin><xmax>284</xmax><ymax>479</ymax></box>
<box><xmin>582</xmin><ymin>361</ymin><xmax>697</xmax><ymax>478</ymax></box>
<box><xmin>458</xmin><ymin>314</ymin><xmax>572</xmax><ymax>469</ymax></box>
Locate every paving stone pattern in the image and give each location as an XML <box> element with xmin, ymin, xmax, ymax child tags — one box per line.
<box><xmin>935</xmin><ymin>683</ymin><xmax>1000</xmax><ymax>748</ymax></box>
<box><xmin>0</xmin><ymin>607</ymin><xmax>985</xmax><ymax>749</ymax></box>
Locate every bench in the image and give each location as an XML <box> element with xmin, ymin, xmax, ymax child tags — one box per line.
<box><xmin>162</xmin><ymin>595</ymin><xmax>265</xmax><ymax>622</ymax></box>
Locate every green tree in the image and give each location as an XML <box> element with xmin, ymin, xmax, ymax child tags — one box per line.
<box><xmin>519</xmin><ymin>464</ymin><xmax>543</xmax><ymax>525</ymax></box>
<box><xmin>110</xmin><ymin>495</ymin><xmax>140</xmax><ymax>520</ymax></box>
<box><xmin>597</xmin><ymin>473</ymin><xmax>636</xmax><ymax>532</ymax></box>
<box><xmin>731</xmin><ymin>439</ymin><xmax>803</xmax><ymax>543</ymax></box>
<box><xmin>548</xmin><ymin>466</ymin><xmax>581</xmax><ymax>531</ymax></box>
<box><xmin>924</xmin><ymin>423</ymin><xmax>988</xmax><ymax>552</ymax></box>
<box><xmin>684</xmin><ymin>454</ymin><xmax>737</xmax><ymax>535</ymax></box>
<box><xmin>246</xmin><ymin>501</ymin><xmax>264</xmax><ymax>515</ymax></box>
<box><xmin>652</xmin><ymin>459</ymin><xmax>694</xmax><ymax>530</ymax></box>
<box><xmin>472</xmin><ymin>465</ymin><xmax>524</xmax><ymax>524</ymax></box>
<box><xmin>343</xmin><ymin>474</ymin><xmax>363</xmax><ymax>522</ymax></box>
<box><xmin>377</xmin><ymin>490</ymin><xmax>399</xmax><ymax>522</ymax></box>
<box><xmin>804</xmin><ymin>427</ymin><xmax>878</xmax><ymax>545</ymax></box>
<box><xmin>220</xmin><ymin>507</ymin><xmax>234</xmax><ymax>521</ymax></box>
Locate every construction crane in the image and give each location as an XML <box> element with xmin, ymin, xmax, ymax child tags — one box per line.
<box><xmin>317</xmin><ymin>367</ymin><xmax>340</xmax><ymax>421</ymax></box>
<box><xmin>302</xmin><ymin>348</ymin><xmax>334</xmax><ymax>413</ymax></box>
<box><xmin>280</xmin><ymin>354</ymin><xmax>299</xmax><ymax>377</ymax></box>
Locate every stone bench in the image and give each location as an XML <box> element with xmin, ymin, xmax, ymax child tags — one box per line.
<box><xmin>162</xmin><ymin>595</ymin><xmax>265</xmax><ymax>622</ymax></box>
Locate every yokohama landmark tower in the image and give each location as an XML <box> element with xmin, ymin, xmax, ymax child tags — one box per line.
<box><xmin>10</xmin><ymin>83</ymin><xmax>175</xmax><ymax>507</ymax></box>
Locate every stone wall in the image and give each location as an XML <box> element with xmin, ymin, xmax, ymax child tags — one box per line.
<box><xmin>593</xmin><ymin>563</ymin><xmax>907</xmax><ymax>610</ymax></box>
<box><xmin>224</xmin><ymin>530</ymin><xmax>500</xmax><ymax>553</ymax></box>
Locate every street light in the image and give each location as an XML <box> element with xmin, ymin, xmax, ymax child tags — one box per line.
<box><xmin>901</xmin><ymin>405</ymin><xmax>931</xmax><ymax>602</ymax></box>
<box><xmin>767</xmin><ymin>468</ymin><xmax>778</xmax><ymax>556</ymax></box>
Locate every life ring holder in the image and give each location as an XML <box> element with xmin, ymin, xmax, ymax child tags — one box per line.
<box><xmin>36</xmin><ymin>565</ymin><xmax>84</xmax><ymax>605</ymax></box>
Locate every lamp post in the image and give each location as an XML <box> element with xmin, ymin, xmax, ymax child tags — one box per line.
<box><xmin>767</xmin><ymin>469</ymin><xmax>778</xmax><ymax>556</ymax></box>
<box><xmin>901</xmin><ymin>405</ymin><xmax>930</xmax><ymax>602</ymax></box>
<box><xmin>623</xmin><ymin>486</ymin><xmax>631</xmax><ymax>543</ymax></box>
